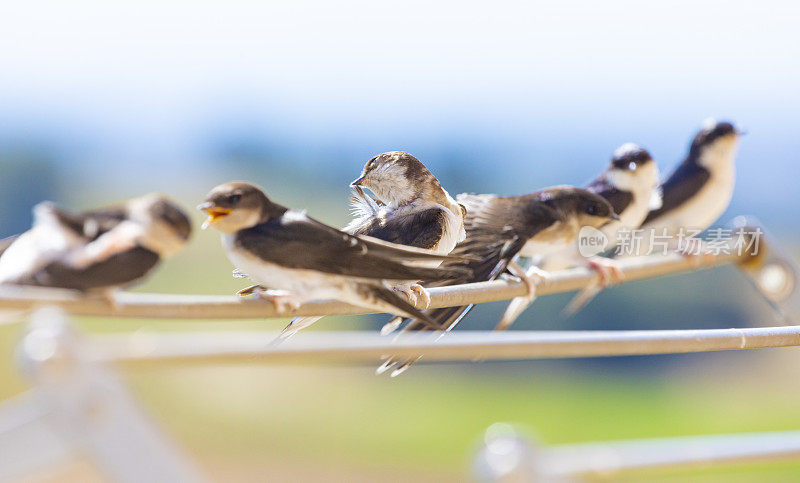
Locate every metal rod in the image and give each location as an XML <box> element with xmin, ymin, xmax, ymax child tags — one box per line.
<box><xmin>475</xmin><ymin>425</ymin><xmax>800</xmax><ymax>480</ymax></box>
<box><xmin>544</xmin><ymin>430</ymin><xmax>800</xmax><ymax>477</ymax></box>
<box><xmin>88</xmin><ymin>324</ymin><xmax>800</xmax><ymax>366</ymax></box>
<box><xmin>0</xmin><ymin>251</ymin><xmax>745</xmax><ymax>319</ymax></box>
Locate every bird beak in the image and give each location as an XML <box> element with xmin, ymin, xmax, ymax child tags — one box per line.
<box><xmin>350</xmin><ymin>174</ymin><xmax>366</xmax><ymax>187</ymax></box>
<box><xmin>197</xmin><ymin>202</ymin><xmax>231</xmax><ymax>230</ymax></box>
<box><xmin>610</xmin><ymin>213</ymin><xmax>620</xmax><ymax>221</ymax></box>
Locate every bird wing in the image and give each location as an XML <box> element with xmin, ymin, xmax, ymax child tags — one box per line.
<box><xmin>643</xmin><ymin>162</ymin><xmax>710</xmax><ymax>224</ymax></box>
<box><xmin>37</xmin><ymin>203</ymin><xmax>128</xmax><ymax>240</ymax></box>
<box><xmin>350</xmin><ymin>206</ymin><xmax>446</xmax><ymax>250</ymax></box>
<box><xmin>376</xmin><ymin>192</ymin><xmax>564</xmax><ymax>374</ymax></box>
<box><xmin>385</xmin><ymin>193</ymin><xmax>541</xmax><ymax>335</ymax></box>
<box><xmin>234</xmin><ymin>212</ymin><xmax>469</xmax><ymax>282</ymax></box>
<box><xmin>32</xmin><ymin>203</ymin><xmax>88</xmax><ymax>237</ymax></box>
<box><xmin>19</xmin><ymin>247</ymin><xmax>160</xmax><ymax>291</ymax></box>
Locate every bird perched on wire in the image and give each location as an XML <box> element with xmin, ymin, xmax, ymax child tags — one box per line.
<box><xmin>348</xmin><ymin>151</ymin><xmax>467</xmax><ymax>298</ymax></box>
<box><xmin>199</xmin><ymin>181</ymin><xmax>471</xmax><ymax>328</ymax></box>
<box><xmin>498</xmin><ymin>143</ymin><xmax>662</xmax><ymax>326</ymax></box>
<box><xmin>280</xmin><ymin>152</ymin><xmax>468</xmax><ymax>339</ymax></box>
<box><xmin>641</xmin><ymin>119</ymin><xmax>741</xmax><ymax>238</ymax></box>
<box><xmin>377</xmin><ymin>186</ymin><xmax>619</xmax><ymax>376</ymax></box>
<box><xmin>0</xmin><ymin>194</ymin><xmax>191</xmax><ymax>295</ymax></box>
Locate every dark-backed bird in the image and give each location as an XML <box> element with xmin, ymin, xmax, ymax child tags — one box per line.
<box><xmin>378</xmin><ymin>186</ymin><xmax>619</xmax><ymax>376</ymax></box>
<box><xmin>0</xmin><ymin>194</ymin><xmax>191</xmax><ymax>295</ymax></box>
<box><xmin>199</xmin><ymin>182</ymin><xmax>471</xmax><ymax>330</ymax></box>
<box><xmin>499</xmin><ymin>143</ymin><xmax>662</xmax><ymax>325</ymax></box>
<box><xmin>641</xmin><ymin>119</ymin><xmax>741</xmax><ymax>236</ymax></box>
<box><xmin>283</xmin><ymin>151</ymin><xmax>467</xmax><ymax>338</ymax></box>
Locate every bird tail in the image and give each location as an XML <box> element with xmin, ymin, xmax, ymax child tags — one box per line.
<box><xmin>495</xmin><ymin>294</ymin><xmax>536</xmax><ymax>331</ymax></box>
<box><xmin>376</xmin><ymin>355</ymin><xmax>423</xmax><ymax>378</ymax></box>
<box><xmin>403</xmin><ymin>263</ymin><xmax>472</xmax><ymax>284</ymax></box>
<box><xmin>375</xmin><ymin>304</ymin><xmax>475</xmax><ymax>377</ymax></box>
<box><xmin>277</xmin><ymin>316</ymin><xmax>324</xmax><ymax>341</ymax></box>
<box><xmin>561</xmin><ymin>282</ymin><xmax>603</xmax><ymax>317</ymax></box>
<box><xmin>374</xmin><ymin>234</ymin><xmax>529</xmax><ymax>376</ymax></box>
<box><xmin>353</xmin><ymin>284</ymin><xmax>448</xmax><ymax>378</ymax></box>
<box><xmin>363</xmin><ymin>284</ymin><xmax>442</xmax><ymax>329</ymax></box>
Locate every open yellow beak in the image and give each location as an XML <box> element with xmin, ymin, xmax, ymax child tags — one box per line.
<box><xmin>199</xmin><ymin>205</ymin><xmax>232</xmax><ymax>230</ymax></box>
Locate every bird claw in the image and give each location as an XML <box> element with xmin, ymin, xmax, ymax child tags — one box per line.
<box><xmin>252</xmin><ymin>289</ymin><xmax>301</xmax><ymax>314</ymax></box>
<box><xmin>507</xmin><ymin>261</ymin><xmax>548</xmax><ymax>298</ymax></box>
<box><xmin>94</xmin><ymin>288</ymin><xmax>121</xmax><ymax>311</ymax></box>
<box><xmin>519</xmin><ymin>269</ymin><xmax>545</xmax><ymax>298</ymax></box>
<box><xmin>392</xmin><ymin>283</ymin><xmax>430</xmax><ymax>309</ymax></box>
<box><xmin>587</xmin><ymin>257</ymin><xmax>624</xmax><ymax>288</ymax></box>
<box><xmin>409</xmin><ymin>284</ymin><xmax>431</xmax><ymax>309</ymax></box>
<box><xmin>392</xmin><ymin>285</ymin><xmax>417</xmax><ymax>305</ymax></box>
<box><xmin>236</xmin><ymin>284</ymin><xmax>264</xmax><ymax>297</ymax></box>
<box><xmin>525</xmin><ymin>265</ymin><xmax>551</xmax><ymax>283</ymax></box>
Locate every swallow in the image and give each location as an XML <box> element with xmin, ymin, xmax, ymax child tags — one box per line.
<box><xmin>377</xmin><ymin>186</ymin><xmax>619</xmax><ymax>376</ymax></box>
<box><xmin>199</xmin><ymin>182</ymin><xmax>471</xmax><ymax>329</ymax></box>
<box><xmin>499</xmin><ymin>143</ymin><xmax>662</xmax><ymax>324</ymax></box>
<box><xmin>347</xmin><ymin>151</ymin><xmax>466</xmax><ymax>257</ymax></box>
<box><xmin>0</xmin><ymin>194</ymin><xmax>191</xmax><ymax>294</ymax></box>
<box><xmin>282</xmin><ymin>152</ymin><xmax>468</xmax><ymax>338</ymax></box>
<box><xmin>641</xmin><ymin>119</ymin><xmax>741</xmax><ymax>236</ymax></box>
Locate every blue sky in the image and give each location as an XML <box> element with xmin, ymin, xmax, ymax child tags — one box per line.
<box><xmin>1</xmin><ymin>0</ymin><xmax>799</xmax><ymax>228</ymax></box>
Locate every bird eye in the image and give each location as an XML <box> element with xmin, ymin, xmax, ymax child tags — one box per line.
<box><xmin>585</xmin><ymin>203</ymin><xmax>599</xmax><ymax>216</ymax></box>
<box><xmin>228</xmin><ymin>194</ymin><xmax>242</xmax><ymax>204</ymax></box>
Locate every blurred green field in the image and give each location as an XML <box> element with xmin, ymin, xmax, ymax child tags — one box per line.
<box><xmin>3</xmin><ymin>199</ymin><xmax>800</xmax><ymax>481</ymax></box>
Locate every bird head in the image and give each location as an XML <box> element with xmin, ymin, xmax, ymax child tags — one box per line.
<box><xmin>351</xmin><ymin>151</ymin><xmax>439</xmax><ymax>207</ymax></box>
<box><xmin>573</xmin><ymin>189</ymin><xmax>620</xmax><ymax>229</ymax></box>
<box><xmin>689</xmin><ymin>119</ymin><xmax>742</xmax><ymax>170</ymax></box>
<box><xmin>199</xmin><ymin>182</ymin><xmax>275</xmax><ymax>233</ymax></box>
<box><xmin>605</xmin><ymin>143</ymin><xmax>660</xmax><ymax>194</ymax></box>
<box><xmin>128</xmin><ymin>194</ymin><xmax>192</xmax><ymax>258</ymax></box>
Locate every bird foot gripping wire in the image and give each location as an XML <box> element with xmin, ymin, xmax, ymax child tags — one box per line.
<box><xmin>392</xmin><ymin>283</ymin><xmax>431</xmax><ymax>309</ymax></box>
<box><xmin>237</xmin><ymin>287</ymin><xmax>302</xmax><ymax>314</ymax></box>
<box><xmin>236</xmin><ymin>284</ymin><xmax>262</xmax><ymax>297</ymax></box>
<box><xmin>586</xmin><ymin>257</ymin><xmax>625</xmax><ymax>288</ymax></box>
